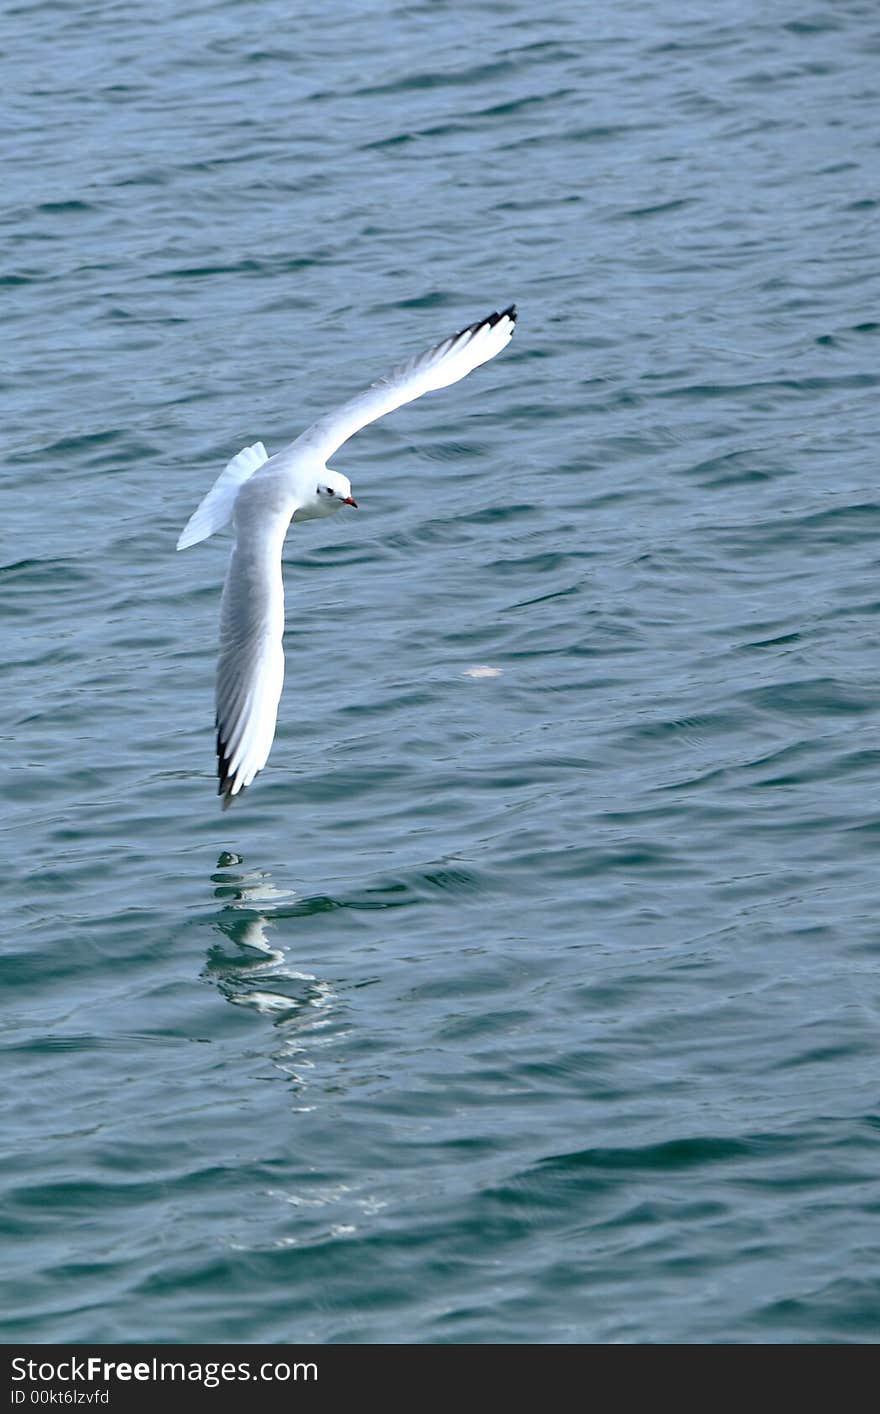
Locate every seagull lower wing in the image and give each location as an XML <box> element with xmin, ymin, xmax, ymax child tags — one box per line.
<box><xmin>215</xmin><ymin>495</ymin><xmax>291</xmax><ymax>807</ymax></box>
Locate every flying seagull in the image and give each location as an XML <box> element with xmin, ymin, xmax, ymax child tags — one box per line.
<box><xmin>177</xmin><ymin>304</ymin><xmax>517</xmax><ymax>808</ymax></box>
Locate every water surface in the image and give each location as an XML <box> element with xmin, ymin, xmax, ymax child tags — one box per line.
<box><xmin>4</xmin><ymin>0</ymin><xmax>880</xmax><ymax>1344</ymax></box>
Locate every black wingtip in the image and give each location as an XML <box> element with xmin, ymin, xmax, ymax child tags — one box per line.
<box><xmin>458</xmin><ymin>304</ymin><xmax>517</xmax><ymax>342</ymax></box>
<box><xmin>486</xmin><ymin>303</ymin><xmax>517</xmax><ymax>328</ymax></box>
<box><xmin>216</xmin><ymin>724</ymin><xmax>238</xmax><ymax>809</ymax></box>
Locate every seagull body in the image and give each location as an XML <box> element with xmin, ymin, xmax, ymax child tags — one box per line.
<box><xmin>177</xmin><ymin>305</ymin><xmax>517</xmax><ymax>807</ymax></box>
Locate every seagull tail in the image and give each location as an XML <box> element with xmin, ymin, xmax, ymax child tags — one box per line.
<box><xmin>176</xmin><ymin>441</ymin><xmax>270</xmax><ymax>550</ymax></box>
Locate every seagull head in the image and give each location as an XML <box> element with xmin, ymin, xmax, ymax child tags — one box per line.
<box><xmin>312</xmin><ymin>468</ymin><xmax>358</xmax><ymax>517</ymax></box>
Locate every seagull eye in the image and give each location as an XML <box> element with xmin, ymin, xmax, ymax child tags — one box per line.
<box><xmin>326</xmin><ymin>487</ymin><xmax>335</xmax><ymax>496</ymax></box>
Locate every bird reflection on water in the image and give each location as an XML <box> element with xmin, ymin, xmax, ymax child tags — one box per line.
<box><xmin>203</xmin><ymin>852</ymin><xmax>340</xmax><ymax>1089</ymax></box>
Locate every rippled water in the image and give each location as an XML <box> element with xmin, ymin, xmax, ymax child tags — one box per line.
<box><xmin>5</xmin><ymin>0</ymin><xmax>880</xmax><ymax>1344</ymax></box>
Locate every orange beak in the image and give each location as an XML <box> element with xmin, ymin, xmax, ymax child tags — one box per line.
<box><xmin>342</xmin><ymin>495</ymin><xmax>358</xmax><ymax>507</ymax></box>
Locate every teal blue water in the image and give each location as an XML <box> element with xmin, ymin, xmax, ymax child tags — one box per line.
<box><xmin>4</xmin><ymin>0</ymin><xmax>880</xmax><ymax>1344</ymax></box>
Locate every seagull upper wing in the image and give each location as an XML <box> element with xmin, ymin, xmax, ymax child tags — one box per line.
<box><xmin>215</xmin><ymin>481</ymin><xmax>293</xmax><ymax>807</ymax></box>
<box><xmin>289</xmin><ymin>305</ymin><xmax>516</xmax><ymax>464</ymax></box>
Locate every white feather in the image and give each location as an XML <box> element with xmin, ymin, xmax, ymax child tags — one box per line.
<box><xmin>214</xmin><ymin>482</ymin><xmax>291</xmax><ymax>806</ymax></box>
<box><xmin>177</xmin><ymin>441</ymin><xmax>269</xmax><ymax>550</ymax></box>
<box><xmin>288</xmin><ymin>307</ymin><xmax>516</xmax><ymax>464</ymax></box>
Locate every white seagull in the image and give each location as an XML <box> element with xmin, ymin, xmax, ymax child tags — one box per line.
<box><xmin>177</xmin><ymin>304</ymin><xmax>517</xmax><ymax>808</ymax></box>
